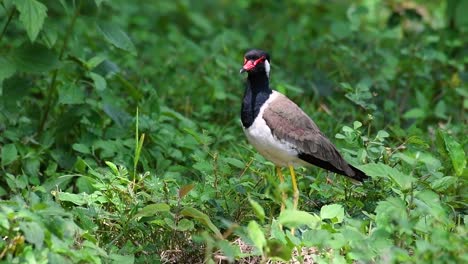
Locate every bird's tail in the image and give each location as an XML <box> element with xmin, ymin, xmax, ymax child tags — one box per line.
<box><xmin>348</xmin><ymin>165</ymin><xmax>368</xmax><ymax>182</ymax></box>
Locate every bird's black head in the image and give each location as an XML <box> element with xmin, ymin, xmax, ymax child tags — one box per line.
<box><xmin>240</xmin><ymin>49</ymin><xmax>271</xmax><ymax>76</ymax></box>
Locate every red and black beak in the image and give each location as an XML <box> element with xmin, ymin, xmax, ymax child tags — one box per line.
<box><xmin>240</xmin><ymin>56</ymin><xmax>266</xmax><ymax>73</ymax></box>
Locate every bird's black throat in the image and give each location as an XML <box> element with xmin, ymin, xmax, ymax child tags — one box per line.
<box><xmin>241</xmin><ymin>73</ymin><xmax>272</xmax><ymax>128</ymax></box>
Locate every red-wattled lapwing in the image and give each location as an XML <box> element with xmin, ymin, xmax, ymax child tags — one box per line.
<box><xmin>240</xmin><ymin>49</ymin><xmax>367</xmax><ymax>211</ymax></box>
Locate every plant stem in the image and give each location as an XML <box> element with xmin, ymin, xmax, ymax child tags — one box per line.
<box><xmin>0</xmin><ymin>7</ymin><xmax>15</xmax><ymax>43</ymax></box>
<box><xmin>38</xmin><ymin>2</ymin><xmax>81</xmax><ymax>136</ymax></box>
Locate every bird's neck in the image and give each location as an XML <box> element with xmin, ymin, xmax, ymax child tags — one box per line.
<box><xmin>241</xmin><ymin>73</ymin><xmax>272</xmax><ymax>128</ymax></box>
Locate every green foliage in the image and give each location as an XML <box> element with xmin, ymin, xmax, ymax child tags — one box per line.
<box><xmin>0</xmin><ymin>0</ymin><xmax>467</xmax><ymax>263</ymax></box>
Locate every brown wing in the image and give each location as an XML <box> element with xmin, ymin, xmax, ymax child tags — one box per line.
<box><xmin>263</xmin><ymin>92</ymin><xmax>367</xmax><ymax>181</ymax></box>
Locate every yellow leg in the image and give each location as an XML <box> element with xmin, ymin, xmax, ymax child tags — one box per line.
<box><xmin>288</xmin><ymin>164</ymin><xmax>299</xmax><ymax>210</ymax></box>
<box><xmin>276</xmin><ymin>166</ymin><xmax>286</xmax><ymax>212</ymax></box>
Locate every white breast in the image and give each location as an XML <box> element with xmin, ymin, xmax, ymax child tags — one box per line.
<box><xmin>243</xmin><ymin>91</ymin><xmax>306</xmax><ymax>167</ymax></box>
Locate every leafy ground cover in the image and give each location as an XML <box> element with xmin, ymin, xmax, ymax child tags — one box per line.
<box><xmin>0</xmin><ymin>0</ymin><xmax>467</xmax><ymax>263</ymax></box>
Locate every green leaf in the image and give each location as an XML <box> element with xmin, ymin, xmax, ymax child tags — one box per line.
<box><xmin>0</xmin><ymin>212</ymin><xmax>9</xmax><ymax>230</ymax></box>
<box><xmin>0</xmin><ymin>57</ymin><xmax>16</xmax><ymax>86</ymax></box>
<box><xmin>86</xmin><ymin>55</ymin><xmax>106</xmax><ymax>70</ymax></box>
<box><xmin>403</xmin><ymin>108</ymin><xmax>426</xmax><ymax>119</ymax></box>
<box><xmin>56</xmin><ymin>192</ymin><xmax>87</xmax><ymax>205</ymax></box>
<box><xmin>105</xmin><ymin>161</ymin><xmax>119</xmax><ymax>175</ymax></box>
<box><xmin>430</xmin><ymin>176</ymin><xmax>458</xmax><ymax>192</ymax></box>
<box><xmin>440</xmin><ymin>131</ymin><xmax>466</xmax><ymax>176</ymax></box>
<box><xmin>360</xmin><ymin>163</ymin><xmax>415</xmax><ymax>190</ymax></box>
<box><xmin>14</xmin><ymin>0</ymin><xmax>48</xmax><ymax>42</ymax></box>
<box><xmin>90</xmin><ymin>72</ymin><xmax>107</xmax><ymax>91</ymax></box>
<box><xmin>180</xmin><ymin>207</ymin><xmax>222</xmax><ymax>238</ymax></box>
<box><xmin>247</xmin><ymin>221</ymin><xmax>266</xmax><ymax>254</ymax></box>
<box><xmin>19</xmin><ymin>221</ymin><xmax>44</xmax><ymax>249</ymax></box>
<box><xmin>72</xmin><ymin>143</ymin><xmax>91</xmax><ymax>154</ymax></box>
<box><xmin>176</xmin><ymin>219</ymin><xmax>194</xmax><ymax>231</ymax></box>
<box><xmin>320</xmin><ymin>204</ymin><xmax>345</xmax><ymax>223</ymax></box>
<box><xmin>109</xmin><ymin>253</ymin><xmax>135</xmax><ymax>264</ymax></box>
<box><xmin>407</xmin><ymin>135</ymin><xmax>430</xmax><ymax>148</ymax></box>
<box><xmin>12</xmin><ymin>43</ymin><xmax>59</xmax><ymax>73</ymax></box>
<box><xmin>302</xmin><ymin>229</ymin><xmax>331</xmax><ymax>247</ymax></box>
<box><xmin>58</xmin><ymin>84</ymin><xmax>85</xmax><ymax>105</ymax></box>
<box><xmin>97</xmin><ymin>22</ymin><xmax>137</xmax><ymax>55</ymax></box>
<box><xmin>224</xmin><ymin>157</ymin><xmax>245</xmax><ymax>169</ymax></box>
<box><xmin>1</xmin><ymin>144</ymin><xmax>18</xmax><ymax>166</ymax></box>
<box><xmin>270</xmin><ymin>219</ymin><xmax>287</xmax><ymax>244</ymax></box>
<box><xmin>353</xmin><ymin>121</ymin><xmax>362</xmax><ymax>129</ymax></box>
<box><xmin>330</xmin><ymin>21</ymin><xmax>352</xmax><ymax>39</ymax></box>
<box><xmin>249</xmin><ymin>198</ymin><xmax>265</xmax><ymax>222</ymax></box>
<box><xmin>376</xmin><ymin>130</ymin><xmax>389</xmax><ymax>140</ymax></box>
<box><xmin>134</xmin><ymin>203</ymin><xmax>170</xmax><ymax>218</ymax></box>
<box><xmin>375</xmin><ymin>197</ymin><xmax>408</xmax><ymax>226</ymax></box>
<box><xmin>278</xmin><ymin>210</ymin><xmax>321</xmax><ymax>228</ymax></box>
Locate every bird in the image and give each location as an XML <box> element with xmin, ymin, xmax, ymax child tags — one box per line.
<box><xmin>239</xmin><ymin>49</ymin><xmax>368</xmax><ymax>211</ymax></box>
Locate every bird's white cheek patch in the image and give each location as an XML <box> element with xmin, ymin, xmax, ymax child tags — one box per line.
<box><xmin>264</xmin><ymin>60</ymin><xmax>270</xmax><ymax>78</ymax></box>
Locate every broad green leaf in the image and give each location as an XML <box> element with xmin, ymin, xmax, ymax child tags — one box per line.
<box><xmin>97</xmin><ymin>22</ymin><xmax>137</xmax><ymax>55</ymax></box>
<box><xmin>353</xmin><ymin>121</ymin><xmax>362</xmax><ymax>129</ymax></box>
<box><xmin>330</xmin><ymin>21</ymin><xmax>352</xmax><ymax>39</ymax></box>
<box><xmin>164</xmin><ymin>217</ymin><xmax>177</xmax><ymax>229</ymax></box>
<box><xmin>247</xmin><ymin>221</ymin><xmax>266</xmax><ymax>254</ymax></box>
<box><xmin>134</xmin><ymin>203</ymin><xmax>170</xmax><ymax>218</ymax></box>
<box><xmin>176</xmin><ymin>219</ymin><xmax>194</xmax><ymax>231</ymax></box>
<box><xmin>109</xmin><ymin>253</ymin><xmax>135</xmax><ymax>264</ymax></box>
<box><xmin>403</xmin><ymin>108</ymin><xmax>426</xmax><ymax>119</ymax></box>
<box><xmin>12</xmin><ymin>43</ymin><xmax>59</xmax><ymax>73</ymax></box>
<box><xmin>56</xmin><ymin>192</ymin><xmax>87</xmax><ymax>205</ymax></box>
<box><xmin>103</xmin><ymin>104</ymin><xmax>132</xmax><ymax>127</ymax></box>
<box><xmin>180</xmin><ymin>207</ymin><xmax>222</xmax><ymax>238</ymax></box>
<box><xmin>320</xmin><ymin>204</ymin><xmax>345</xmax><ymax>223</ymax></box>
<box><xmin>90</xmin><ymin>72</ymin><xmax>107</xmax><ymax>91</ymax></box>
<box><xmin>0</xmin><ymin>57</ymin><xmax>16</xmax><ymax>86</ymax></box>
<box><xmin>58</xmin><ymin>84</ymin><xmax>85</xmax><ymax>105</ymax></box>
<box><xmin>360</xmin><ymin>163</ymin><xmax>415</xmax><ymax>190</ymax></box>
<box><xmin>0</xmin><ymin>212</ymin><xmax>9</xmax><ymax>230</ymax></box>
<box><xmin>72</xmin><ymin>143</ymin><xmax>91</xmax><ymax>154</ymax></box>
<box><xmin>14</xmin><ymin>0</ymin><xmax>48</xmax><ymax>42</ymax></box>
<box><xmin>376</xmin><ymin>130</ymin><xmax>389</xmax><ymax>140</ymax></box>
<box><xmin>430</xmin><ymin>176</ymin><xmax>457</xmax><ymax>192</ymax></box>
<box><xmin>224</xmin><ymin>157</ymin><xmax>245</xmax><ymax>169</ymax></box>
<box><xmin>302</xmin><ymin>229</ymin><xmax>331</xmax><ymax>247</ymax></box>
<box><xmin>393</xmin><ymin>153</ymin><xmax>416</xmax><ymax>166</ymax></box>
<box><xmin>375</xmin><ymin>197</ymin><xmax>408</xmax><ymax>226</ymax></box>
<box><xmin>440</xmin><ymin>131</ymin><xmax>466</xmax><ymax>176</ymax></box>
<box><xmin>19</xmin><ymin>221</ymin><xmax>44</xmax><ymax>249</ymax></box>
<box><xmin>270</xmin><ymin>219</ymin><xmax>286</xmax><ymax>244</ymax></box>
<box><xmin>407</xmin><ymin>135</ymin><xmax>430</xmax><ymax>148</ymax></box>
<box><xmin>86</xmin><ymin>55</ymin><xmax>106</xmax><ymax>70</ymax></box>
<box><xmin>24</xmin><ymin>157</ymin><xmax>40</xmax><ymax>177</ymax></box>
<box><xmin>278</xmin><ymin>210</ymin><xmax>321</xmax><ymax>228</ymax></box>
<box><xmin>249</xmin><ymin>198</ymin><xmax>265</xmax><ymax>222</ymax></box>
<box><xmin>1</xmin><ymin>144</ymin><xmax>18</xmax><ymax>166</ymax></box>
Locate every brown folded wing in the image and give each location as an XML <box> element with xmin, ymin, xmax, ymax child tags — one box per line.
<box><xmin>263</xmin><ymin>92</ymin><xmax>364</xmax><ymax>180</ymax></box>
